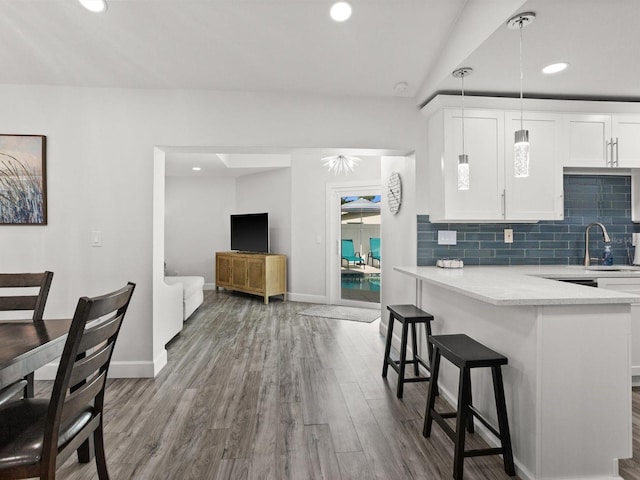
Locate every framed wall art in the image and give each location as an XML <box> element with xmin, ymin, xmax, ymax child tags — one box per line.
<box><xmin>0</xmin><ymin>134</ymin><xmax>47</xmax><ymax>225</ymax></box>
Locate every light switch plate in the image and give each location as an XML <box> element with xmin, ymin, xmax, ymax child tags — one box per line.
<box><xmin>438</xmin><ymin>230</ymin><xmax>457</xmax><ymax>246</ymax></box>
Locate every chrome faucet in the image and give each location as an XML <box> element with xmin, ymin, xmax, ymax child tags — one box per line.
<box><xmin>584</xmin><ymin>222</ymin><xmax>611</xmax><ymax>266</ymax></box>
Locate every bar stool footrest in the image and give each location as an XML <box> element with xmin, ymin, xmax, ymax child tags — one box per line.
<box><xmin>402</xmin><ymin>376</ymin><xmax>431</xmax><ymax>383</ymax></box>
<box><xmin>468</xmin><ymin>405</ymin><xmax>501</xmax><ymax>439</ymax></box>
<box><xmin>429</xmin><ymin>411</ymin><xmax>457</xmax><ymax>442</ymax></box>
<box><xmin>464</xmin><ymin>447</ymin><xmax>505</xmax><ymax>458</ymax></box>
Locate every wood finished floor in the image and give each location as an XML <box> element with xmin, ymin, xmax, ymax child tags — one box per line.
<box><xmin>35</xmin><ymin>290</ymin><xmax>640</xmax><ymax>479</ymax></box>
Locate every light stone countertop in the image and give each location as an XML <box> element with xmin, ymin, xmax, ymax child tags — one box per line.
<box><xmin>394</xmin><ymin>265</ymin><xmax>640</xmax><ymax>306</ymax></box>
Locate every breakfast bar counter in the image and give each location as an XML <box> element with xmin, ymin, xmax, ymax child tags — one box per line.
<box><xmin>394</xmin><ymin>265</ymin><xmax>638</xmax><ymax>480</ymax></box>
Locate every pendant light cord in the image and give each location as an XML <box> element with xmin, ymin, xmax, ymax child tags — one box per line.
<box><xmin>461</xmin><ymin>73</ymin><xmax>465</xmax><ymax>155</ymax></box>
<box><xmin>519</xmin><ymin>20</ymin><xmax>524</xmax><ymax>131</ymax></box>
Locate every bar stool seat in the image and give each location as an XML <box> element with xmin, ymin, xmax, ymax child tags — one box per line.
<box><xmin>423</xmin><ymin>334</ymin><xmax>515</xmax><ymax>480</ymax></box>
<box><xmin>382</xmin><ymin>304</ymin><xmax>434</xmax><ymax>398</ymax></box>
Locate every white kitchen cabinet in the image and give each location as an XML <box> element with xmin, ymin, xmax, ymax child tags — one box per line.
<box><xmin>426</xmin><ymin>107</ymin><xmax>562</xmax><ymax>222</ymax></box>
<box><xmin>563</xmin><ymin>114</ymin><xmax>610</xmax><ymax>167</ymax></box>
<box><xmin>613</xmin><ymin>115</ymin><xmax>640</xmax><ymax>167</ymax></box>
<box><xmin>597</xmin><ymin>277</ymin><xmax>640</xmax><ymax>384</ymax></box>
<box><xmin>438</xmin><ymin>109</ymin><xmax>505</xmax><ymax>221</ymax></box>
<box><xmin>563</xmin><ymin>114</ymin><xmax>640</xmax><ymax>168</ymax></box>
<box><xmin>504</xmin><ymin>111</ymin><xmax>564</xmax><ymax>221</ymax></box>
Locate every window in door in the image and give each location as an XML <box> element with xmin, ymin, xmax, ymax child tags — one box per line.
<box><xmin>340</xmin><ymin>194</ymin><xmax>380</xmax><ymax>303</ymax></box>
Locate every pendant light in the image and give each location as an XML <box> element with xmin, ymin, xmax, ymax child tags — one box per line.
<box><xmin>452</xmin><ymin>67</ymin><xmax>473</xmax><ymax>190</ymax></box>
<box><xmin>507</xmin><ymin>12</ymin><xmax>535</xmax><ymax>178</ymax></box>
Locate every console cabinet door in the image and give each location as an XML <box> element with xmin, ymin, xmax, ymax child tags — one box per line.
<box><xmin>216</xmin><ymin>254</ymin><xmax>232</xmax><ymax>287</ymax></box>
<box><xmin>504</xmin><ymin>111</ymin><xmax>564</xmax><ymax>221</ymax></box>
<box><xmin>613</xmin><ymin>115</ymin><xmax>640</xmax><ymax>168</ymax></box>
<box><xmin>442</xmin><ymin>109</ymin><xmax>505</xmax><ymax>221</ymax></box>
<box><xmin>247</xmin><ymin>257</ymin><xmax>266</xmax><ymax>292</ymax></box>
<box><xmin>562</xmin><ymin>114</ymin><xmax>611</xmax><ymax>167</ymax></box>
<box><xmin>231</xmin><ymin>256</ymin><xmax>248</xmax><ymax>288</ymax></box>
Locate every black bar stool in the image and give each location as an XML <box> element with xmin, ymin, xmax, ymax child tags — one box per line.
<box><xmin>382</xmin><ymin>304</ymin><xmax>434</xmax><ymax>398</ymax></box>
<box><xmin>423</xmin><ymin>334</ymin><xmax>515</xmax><ymax>480</ymax></box>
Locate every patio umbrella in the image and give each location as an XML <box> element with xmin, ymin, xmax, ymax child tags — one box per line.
<box><xmin>341</xmin><ymin>198</ymin><xmax>380</xmax><ymax>255</ymax></box>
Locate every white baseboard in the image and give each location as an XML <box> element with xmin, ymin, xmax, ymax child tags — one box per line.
<box><xmin>34</xmin><ymin>352</ymin><xmax>166</xmax><ymax>380</ymax></box>
<box><xmin>204</xmin><ymin>283</ymin><xmax>216</xmax><ymax>291</ymax></box>
<box><xmin>286</xmin><ymin>292</ymin><xmax>327</xmax><ymax>304</ymax></box>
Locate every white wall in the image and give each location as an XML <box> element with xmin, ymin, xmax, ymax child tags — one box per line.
<box><xmin>0</xmin><ymin>84</ymin><xmax>425</xmax><ymax>378</ymax></box>
<box><xmin>235</xmin><ymin>167</ymin><xmax>292</xmax><ymax>260</ymax></box>
<box><xmin>380</xmin><ymin>155</ymin><xmax>418</xmax><ymax>334</ymax></box>
<box><xmin>164</xmin><ymin>176</ymin><xmax>236</xmax><ymax>284</ymax></box>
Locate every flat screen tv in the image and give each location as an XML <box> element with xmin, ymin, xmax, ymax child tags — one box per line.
<box><xmin>230</xmin><ymin>213</ymin><xmax>269</xmax><ymax>253</ymax></box>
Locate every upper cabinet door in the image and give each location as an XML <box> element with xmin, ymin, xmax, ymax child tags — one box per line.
<box><xmin>442</xmin><ymin>109</ymin><xmax>505</xmax><ymax>221</ymax></box>
<box><xmin>504</xmin><ymin>111</ymin><xmax>564</xmax><ymax>221</ymax></box>
<box><xmin>563</xmin><ymin>114</ymin><xmax>611</xmax><ymax>167</ymax></box>
<box><xmin>612</xmin><ymin>115</ymin><xmax>640</xmax><ymax>168</ymax></box>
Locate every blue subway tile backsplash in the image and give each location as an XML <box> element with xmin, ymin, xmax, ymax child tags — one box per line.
<box><xmin>417</xmin><ymin>175</ymin><xmax>640</xmax><ymax>266</ymax></box>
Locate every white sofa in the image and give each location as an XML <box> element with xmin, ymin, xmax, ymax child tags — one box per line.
<box><xmin>164</xmin><ymin>276</ymin><xmax>204</xmax><ymax>321</ymax></box>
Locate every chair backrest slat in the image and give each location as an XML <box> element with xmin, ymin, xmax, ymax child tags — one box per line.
<box><xmin>61</xmin><ymin>371</ymin><xmax>106</xmax><ymax>424</ymax></box>
<box><xmin>0</xmin><ymin>272</ymin><xmax>49</xmax><ymax>288</ymax></box>
<box><xmin>85</xmin><ymin>291</ymin><xmax>133</xmax><ymax>321</ymax></box>
<box><xmin>0</xmin><ymin>271</ymin><xmax>53</xmax><ymax>320</ymax></box>
<box><xmin>68</xmin><ymin>343</ymin><xmax>114</xmax><ymax>388</ymax></box>
<box><xmin>0</xmin><ymin>295</ymin><xmax>40</xmax><ymax>311</ymax></box>
<box><xmin>77</xmin><ymin>313</ymin><xmax>123</xmax><ymax>353</ymax></box>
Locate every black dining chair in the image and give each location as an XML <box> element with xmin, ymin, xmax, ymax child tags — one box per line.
<box><xmin>0</xmin><ymin>271</ymin><xmax>54</xmax><ymax>404</ymax></box>
<box><xmin>0</xmin><ymin>282</ymin><xmax>135</xmax><ymax>480</ymax></box>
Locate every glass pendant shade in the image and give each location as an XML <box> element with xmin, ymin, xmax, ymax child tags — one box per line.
<box><xmin>508</xmin><ymin>11</ymin><xmax>535</xmax><ymax>180</ymax></box>
<box><xmin>452</xmin><ymin>67</ymin><xmax>473</xmax><ymax>191</ymax></box>
<box><xmin>514</xmin><ymin>129</ymin><xmax>530</xmax><ymax>177</ymax></box>
<box><xmin>457</xmin><ymin>154</ymin><xmax>469</xmax><ymax>190</ymax></box>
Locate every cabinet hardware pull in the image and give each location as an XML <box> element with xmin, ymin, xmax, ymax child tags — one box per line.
<box><xmin>501</xmin><ymin>190</ymin><xmax>506</xmax><ymax>218</ymax></box>
<box><xmin>606</xmin><ymin>139</ymin><xmax>613</xmax><ymax>167</ymax></box>
<box><xmin>614</xmin><ymin>137</ymin><xmax>619</xmax><ymax>167</ymax></box>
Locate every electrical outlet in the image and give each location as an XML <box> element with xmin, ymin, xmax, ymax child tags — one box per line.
<box><xmin>504</xmin><ymin>228</ymin><xmax>513</xmax><ymax>244</ymax></box>
<box><xmin>438</xmin><ymin>230</ymin><xmax>457</xmax><ymax>246</ymax></box>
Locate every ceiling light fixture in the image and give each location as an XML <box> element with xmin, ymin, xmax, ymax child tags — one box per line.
<box><xmin>330</xmin><ymin>2</ymin><xmax>352</xmax><ymax>22</ymax></box>
<box><xmin>453</xmin><ymin>67</ymin><xmax>473</xmax><ymax>191</ymax></box>
<box><xmin>192</xmin><ymin>167</ymin><xmax>202</xmax><ymax>171</ymax></box>
<box><xmin>394</xmin><ymin>81</ymin><xmax>409</xmax><ymax>94</ymax></box>
<box><xmin>542</xmin><ymin>62</ymin><xmax>569</xmax><ymax>74</ymax></box>
<box><xmin>507</xmin><ymin>11</ymin><xmax>536</xmax><ymax>178</ymax></box>
<box><xmin>322</xmin><ymin>155</ymin><xmax>360</xmax><ymax>175</ymax></box>
<box><xmin>78</xmin><ymin>0</ymin><xmax>108</xmax><ymax>13</ymax></box>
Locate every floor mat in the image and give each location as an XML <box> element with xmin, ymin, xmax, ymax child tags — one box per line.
<box><xmin>297</xmin><ymin>305</ymin><xmax>380</xmax><ymax>323</ymax></box>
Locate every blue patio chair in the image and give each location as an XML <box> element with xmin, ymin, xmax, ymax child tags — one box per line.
<box><xmin>368</xmin><ymin>237</ymin><xmax>381</xmax><ymax>267</ymax></box>
<box><xmin>341</xmin><ymin>239</ymin><xmax>364</xmax><ymax>268</ymax></box>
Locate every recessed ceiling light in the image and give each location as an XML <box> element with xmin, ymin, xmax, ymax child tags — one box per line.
<box><xmin>542</xmin><ymin>62</ymin><xmax>569</xmax><ymax>74</ymax></box>
<box><xmin>192</xmin><ymin>167</ymin><xmax>202</xmax><ymax>171</ymax></box>
<box><xmin>394</xmin><ymin>81</ymin><xmax>409</xmax><ymax>94</ymax></box>
<box><xmin>330</xmin><ymin>2</ymin><xmax>352</xmax><ymax>22</ymax></box>
<box><xmin>78</xmin><ymin>0</ymin><xmax>107</xmax><ymax>13</ymax></box>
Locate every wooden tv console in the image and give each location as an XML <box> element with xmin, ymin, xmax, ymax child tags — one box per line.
<box><xmin>215</xmin><ymin>252</ymin><xmax>287</xmax><ymax>304</ymax></box>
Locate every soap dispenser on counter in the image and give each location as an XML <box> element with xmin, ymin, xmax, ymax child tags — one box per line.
<box><xmin>602</xmin><ymin>244</ymin><xmax>613</xmax><ymax>266</ymax></box>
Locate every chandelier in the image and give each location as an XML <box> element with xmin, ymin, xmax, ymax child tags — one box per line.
<box><xmin>321</xmin><ymin>155</ymin><xmax>360</xmax><ymax>175</ymax></box>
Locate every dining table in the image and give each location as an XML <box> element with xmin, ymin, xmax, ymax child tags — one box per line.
<box><xmin>0</xmin><ymin>319</ymin><xmax>72</xmax><ymax>396</ymax></box>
